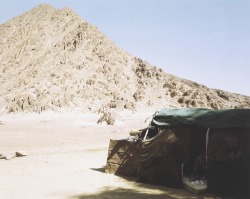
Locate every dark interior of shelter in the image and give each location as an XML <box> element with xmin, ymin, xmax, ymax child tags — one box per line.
<box><xmin>182</xmin><ymin>128</ymin><xmax>207</xmax><ymax>181</ymax></box>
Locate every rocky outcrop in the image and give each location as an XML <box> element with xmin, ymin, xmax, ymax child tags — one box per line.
<box><xmin>0</xmin><ymin>4</ymin><xmax>249</xmax><ymax>113</ymax></box>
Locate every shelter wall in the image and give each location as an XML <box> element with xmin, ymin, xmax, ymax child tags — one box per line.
<box><xmin>138</xmin><ymin>127</ymin><xmax>192</xmax><ymax>187</ymax></box>
<box><xmin>207</xmin><ymin>128</ymin><xmax>250</xmax><ymax>198</ymax></box>
<box><xmin>105</xmin><ymin>139</ymin><xmax>140</xmax><ymax>177</ymax></box>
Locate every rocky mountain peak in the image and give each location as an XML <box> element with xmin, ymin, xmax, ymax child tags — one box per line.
<box><xmin>0</xmin><ymin>4</ymin><xmax>249</xmax><ymax>113</ymax></box>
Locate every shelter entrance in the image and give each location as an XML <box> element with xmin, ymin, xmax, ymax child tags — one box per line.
<box><xmin>182</xmin><ymin>127</ymin><xmax>208</xmax><ymax>193</ymax></box>
<box><xmin>183</xmin><ymin>127</ymin><xmax>207</xmax><ymax>182</ymax></box>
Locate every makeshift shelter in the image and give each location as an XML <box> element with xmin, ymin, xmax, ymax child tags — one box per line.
<box><xmin>137</xmin><ymin>108</ymin><xmax>250</xmax><ymax>198</ymax></box>
<box><xmin>105</xmin><ymin>108</ymin><xmax>250</xmax><ymax>197</ymax></box>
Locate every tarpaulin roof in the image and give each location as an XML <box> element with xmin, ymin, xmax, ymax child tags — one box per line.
<box><xmin>151</xmin><ymin>108</ymin><xmax>250</xmax><ymax>128</ymax></box>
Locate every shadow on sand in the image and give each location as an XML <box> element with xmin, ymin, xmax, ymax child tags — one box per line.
<box><xmin>71</xmin><ymin>167</ymin><xmax>227</xmax><ymax>199</ymax></box>
<box><xmin>70</xmin><ymin>186</ymin><xmax>228</xmax><ymax>199</ymax></box>
<box><xmin>90</xmin><ymin>166</ymin><xmax>105</xmax><ymax>173</ymax></box>
<box><xmin>70</xmin><ymin>187</ymin><xmax>197</xmax><ymax>199</ymax></box>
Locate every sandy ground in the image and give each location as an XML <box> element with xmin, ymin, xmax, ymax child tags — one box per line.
<box><xmin>0</xmin><ymin>111</ymin><xmax>220</xmax><ymax>199</ymax></box>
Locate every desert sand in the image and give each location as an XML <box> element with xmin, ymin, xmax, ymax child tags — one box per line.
<box><xmin>0</xmin><ymin>110</ymin><xmax>222</xmax><ymax>199</ymax></box>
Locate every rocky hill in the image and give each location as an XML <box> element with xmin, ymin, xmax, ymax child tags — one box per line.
<box><xmin>0</xmin><ymin>4</ymin><xmax>249</xmax><ymax>113</ymax></box>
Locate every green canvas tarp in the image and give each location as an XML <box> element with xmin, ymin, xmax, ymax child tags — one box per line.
<box><xmin>151</xmin><ymin>108</ymin><xmax>250</xmax><ymax>128</ymax></box>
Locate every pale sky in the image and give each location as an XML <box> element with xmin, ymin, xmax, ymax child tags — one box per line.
<box><xmin>0</xmin><ymin>0</ymin><xmax>249</xmax><ymax>96</ymax></box>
